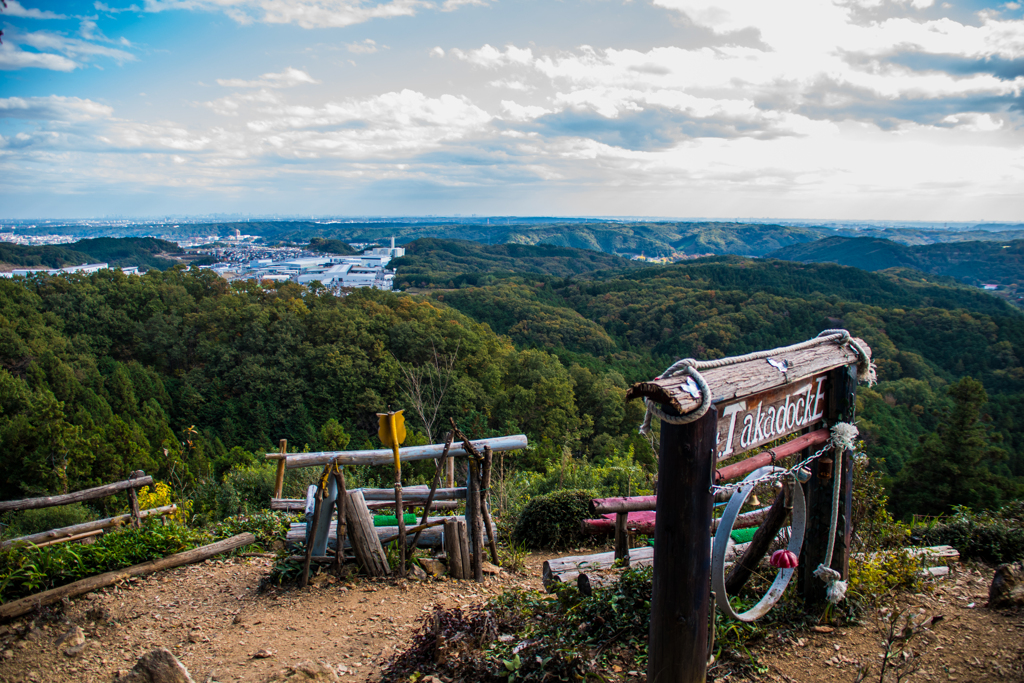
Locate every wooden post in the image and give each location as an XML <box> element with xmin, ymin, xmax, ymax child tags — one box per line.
<box><xmin>443</xmin><ymin>519</ymin><xmax>463</xmax><ymax>579</ymax></box>
<box><xmin>801</xmin><ymin>364</ymin><xmax>857</xmax><ymax>607</ymax></box>
<box><xmin>347</xmin><ymin>490</ymin><xmax>390</xmax><ymax>577</ymax></box>
<box><xmin>332</xmin><ymin>467</ymin><xmax>348</xmax><ymax>577</ymax></box>
<box><xmin>468</xmin><ymin>459</ymin><xmax>484</xmax><ymax>582</ymax></box>
<box><xmin>647</xmin><ymin>405</ymin><xmax>717</xmax><ymax>683</ymax></box>
<box><xmin>481</xmin><ymin>445</ymin><xmax>499</xmax><ymax>566</ymax></box>
<box><xmin>457</xmin><ymin>518</ymin><xmax>471</xmax><ymax>580</ymax></box>
<box><xmin>724</xmin><ymin>491</ymin><xmax>788</xmax><ymax>595</ymax></box>
<box><xmin>614</xmin><ymin>512</ymin><xmax>629</xmax><ymax>564</ymax></box>
<box><xmin>127</xmin><ymin>471</ymin><xmax>144</xmax><ymax>528</ymax></box>
<box><xmin>394</xmin><ymin>481</ymin><xmax>406</xmax><ymax>578</ymax></box>
<box><xmin>274</xmin><ymin>439</ymin><xmax>288</xmax><ymax>499</ymax></box>
<box><xmin>411</xmin><ymin>432</ymin><xmax>454</xmax><ymax>550</ymax></box>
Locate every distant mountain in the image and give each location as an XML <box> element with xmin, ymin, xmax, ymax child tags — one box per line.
<box><xmin>392</xmin><ymin>238</ymin><xmax>633</xmax><ymax>288</ymax></box>
<box><xmin>767</xmin><ymin>236</ymin><xmax>1024</xmax><ymax>285</ymax></box>
<box><xmin>0</xmin><ymin>237</ymin><xmax>182</xmax><ymax>272</ymax></box>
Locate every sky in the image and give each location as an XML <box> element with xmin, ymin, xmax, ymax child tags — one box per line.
<box><xmin>1</xmin><ymin>0</ymin><xmax>1024</xmax><ymax>220</ymax></box>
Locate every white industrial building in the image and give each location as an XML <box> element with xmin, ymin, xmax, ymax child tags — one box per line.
<box><xmin>1</xmin><ymin>263</ymin><xmax>140</xmax><ymax>278</ymax></box>
<box><xmin>241</xmin><ymin>237</ymin><xmax>402</xmax><ymax>291</ymax></box>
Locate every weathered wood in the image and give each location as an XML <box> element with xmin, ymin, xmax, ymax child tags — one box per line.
<box><xmin>269</xmin><ymin>496</ymin><xmax>459</xmax><ymax>511</ymax></box>
<box><xmin>366</xmin><ymin>500</ymin><xmax>459</xmax><ymax>511</ymax></box>
<box><xmin>273</xmin><ymin>435</ymin><xmax>528</xmax><ymax>469</ymax></box>
<box><xmin>0</xmin><ymin>533</ymin><xmax>255</xmax><ymax>621</ymax></box>
<box><xmin>301</xmin><ymin>474</ymin><xmax>327</xmax><ymax>588</ymax></box>
<box><xmin>481</xmin><ymin>445</ymin><xmax>499</xmax><ymax>566</ymax></box>
<box><xmin>0</xmin><ymin>474</ymin><xmax>155</xmax><ymax>513</ymax></box>
<box><xmin>614</xmin><ymin>512</ymin><xmax>629</xmax><ymax>562</ymax></box>
<box><xmin>2</xmin><ymin>505</ymin><xmax>178</xmax><ymax>549</ymax></box>
<box><xmin>591</xmin><ymin>495</ymin><xmax>657</xmax><ymax>515</ymax></box>
<box><xmin>346</xmin><ymin>491</ymin><xmax>390</xmax><ymax>577</ymax></box>
<box><xmin>626</xmin><ymin>338</ymin><xmax>865</xmax><ymax>417</ymax></box>
<box><xmin>333</xmin><ymin>468</ymin><xmax>348</xmax><ymax>577</ymax></box>
<box><xmin>380</xmin><ymin>520</ymin><xmax>448</xmax><ymax>545</ymax></box>
<box><xmin>468</xmin><ymin>459</ymin><xmax>484</xmax><ymax>583</ymax></box>
<box><xmin>648</xmin><ymin>404</ymin><xmax>717</xmax><ymax>683</ymax></box>
<box><xmin>457</xmin><ymin>518</ymin><xmax>471</xmax><ymax>581</ymax></box>
<box><xmin>443</xmin><ymin>519</ymin><xmax>463</xmax><ymax>580</ymax></box>
<box><xmin>126</xmin><ymin>471</ymin><xmax>144</xmax><ymax>528</ymax></box>
<box><xmin>714</xmin><ymin>429</ymin><xmax>829</xmax><ymax>483</ymax></box>
<box><xmin>411</xmin><ymin>432</ymin><xmax>454</xmax><ymax>551</ymax></box>
<box><xmin>394</xmin><ymin>483</ymin><xmax>406</xmax><ymax>578</ymax></box>
<box><xmin>725</xmin><ymin>492</ymin><xmax>789</xmax><ymax>595</ymax></box>
<box><xmin>802</xmin><ymin>364</ymin><xmax>857</xmax><ymax>607</ymax></box>
<box><xmin>274</xmin><ymin>439</ymin><xmax>287</xmax><ymax>499</ymax></box>
<box><xmin>358</xmin><ymin>487</ymin><xmax>468</xmax><ymax>501</ymax></box>
<box><xmin>585</xmin><ymin>505</ymin><xmax>770</xmax><ymax>537</ymax></box>
<box><xmin>270</xmin><ymin>499</ymin><xmax>306</xmax><ymax>511</ymax></box>
<box><xmin>31</xmin><ymin>529</ymin><xmax>103</xmax><ymax>548</ymax></box>
<box><xmin>287</xmin><ymin>518</ymin><xmax>450</xmax><ymax>548</ymax></box>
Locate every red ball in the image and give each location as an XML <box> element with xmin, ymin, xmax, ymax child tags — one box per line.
<box><xmin>770</xmin><ymin>549</ymin><xmax>799</xmax><ymax>569</ymax></box>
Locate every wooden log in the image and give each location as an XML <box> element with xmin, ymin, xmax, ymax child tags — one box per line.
<box><xmin>30</xmin><ymin>529</ymin><xmax>104</xmax><ymax>549</ymax></box>
<box><xmin>802</xmin><ymin>364</ymin><xmax>857</xmax><ymax>607</ymax></box>
<box><xmin>270</xmin><ymin>499</ymin><xmax>306</xmax><ymax>512</ymax></box>
<box><xmin>443</xmin><ymin>519</ymin><xmax>463</xmax><ymax>580</ymax></box>
<box><xmin>714</xmin><ymin>429</ymin><xmax>830</xmax><ymax>484</ymax></box>
<box><xmin>584</xmin><ymin>505</ymin><xmax>771</xmax><ymax>537</ymax></box>
<box><xmin>380</xmin><ymin>520</ymin><xmax>448</xmax><ymax>545</ymax></box>
<box><xmin>468</xmin><ymin>459</ymin><xmax>484</xmax><ymax>583</ymax></box>
<box><xmin>0</xmin><ymin>533</ymin><xmax>255</xmax><ymax>621</ymax></box>
<box><xmin>333</xmin><ymin>468</ymin><xmax>348</xmax><ymax>577</ymax></box>
<box><xmin>126</xmin><ymin>471</ymin><xmax>144</xmax><ymax>528</ymax></box>
<box><xmin>481</xmin><ymin>445</ymin><xmax>499</xmax><ymax>566</ymax></box>
<box><xmin>725</xmin><ymin>492</ymin><xmax>789</xmax><ymax>595</ymax></box>
<box><xmin>591</xmin><ymin>495</ymin><xmax>657</xmax><ymax>515</ymax></box>
<box><xmin>648</xmin><ymin>404</ymin><xmax>717</xmax><ymax>683</ymax></box>
<box><xmin>0</xmin><ymin>474</ymin><xmax>155</xmax><ymax>513</ymax></box>
<box><xmin>614</xmin><ymin>512</ymin><xmax>629</xmax><ymax>562</ymax></box>
<box><xmin>366</xmin><ymin>500</ymin><xmax>459</xmax><ymax>511</ymax></box>
<box><xmin>274</xmin><ymin>435</ymin><xmax>528</xmax><ymax>469</ymax></box>
<box><xmin>345</xmin><ymin>491</ymin><xmax>389</xmax><ymax>577</ymax></box>
<box><xmin>274</xmin><ymin>439</ymin><xmax>287</xmax><ymax>499</ymax></box>
<box><xmin>287</xmin><ymin>523</ymin><xmax>444</xmax><ymax>549</ymax></box>
<box><xmin>301</xmin><ymin>472</ymin><xmax>327</xmax><ymax>588</ymax></box>
<box><xmin>356</xmin><ymin>487</ymin><xmax>468</xmax><ymax>501</ymax></box>
<box><xmin>1</xmin><ymin>505</ymin><xmax>178</xmax><ymax>549</ymax></box>
<box><xmin>411</xmin><ymin>432</ymin><xmax>453</xmax><ymax>550</ymax></box>
<box><xmin>457</xmin><ymin>518</ymin><xmax>471</xmax><ymax>581</ymax></box>
<box><xmin>626</xmin><ymin>337</ymin><xmax>865</xmax><ymax>415</ymax></box>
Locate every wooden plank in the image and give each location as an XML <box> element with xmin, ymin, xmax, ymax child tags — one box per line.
<box><xmin>346</xmin><ymin>491</ymin><xmax>390</xmax><ymax>577</ymax></box>
<box><xmin>274</xmin><ymin>435</ymin><xmax>528</xmax><ymax>469</ymax></box>
<box><xmin>468</xmin><ymin>459</ymin><xmax>484</xmax><ymax>583</ymax></box>
<box><xmin>0</xmin><ymin>474</ymin><xmax>155</xmax><ymax>513</ymax></box>
<box><xmin>274</xmin><ymin>439</ymin><xmax>287</xmax><ymax>499</ymax></box>
<box><xmin>713</xmin><ymin>380</ymin><xmax>830</xmax><ymax>462</ymax></box>
<box><xmin>357</xmin><ymin>487</ymin><xmax>467</xmax><ymax>501</ymax></box>
<box><xmin>30</xmin><ymin>529</ymin><xmax>103</xmax><ymax>549</ymax></box>
<box><xmin>648</xmin><ymin>405</ymin><xmax>717</xmax><ymax>683</ymax></box>
<box><xmin>626</xmin><ymin>338</ymin><xmax>866</xmax><ymax>417</ymax></box>
<box><xmin>457</xmin><ymin>518</ymin><xmax>471</xmax><ymax>580</ymax></box>
<box><xmin>443</xmin><ymin>519</ymin><xmax>463</xmax><ymax>579</ymax></box>
<box><xmin>1</xmin><ymin>505</ymin><xmax>178</xmax><ymax>549</ymax></box>
<box><xmin>0</xmin><ymin>533</ymin><xmax>255</xmax><ymax>621</ymax></box>
<box><xmin>714</xmin><ymin>429</ymin><xmax>829</xmax><ymax>484</ymax></box>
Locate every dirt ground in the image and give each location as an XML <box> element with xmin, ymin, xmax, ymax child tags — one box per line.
<box><xmin>0</xmin><ymin>553</ymin><xmax>1020</xmax><ymax>683</ymax></box>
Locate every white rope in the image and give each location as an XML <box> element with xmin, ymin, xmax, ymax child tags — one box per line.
<box><xmin>812</xmin><ymin>423</ymin><xmax>859</xmax><ymax>604</ymax></box>
<box><xmin>640</xmin><ymin>330</ymin><xmax>875</xmax><ymax>436</ymax></box>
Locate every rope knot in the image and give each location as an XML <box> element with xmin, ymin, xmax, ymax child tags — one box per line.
<box><xmin>813</xmin><ymin>565</ymin><xmax>848</xmax><ymax>604</ymax></box>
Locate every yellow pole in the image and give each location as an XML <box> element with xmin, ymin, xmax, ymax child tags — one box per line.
<box><xmin>390</xmin><ymin>412</ymin><xmax>406</xmax><ymax>577</ymax></box>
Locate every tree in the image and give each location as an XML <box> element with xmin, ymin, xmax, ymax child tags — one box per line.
<box><xmin>891</xmin><ymin>377</ymin><xmax>1011</xmax><ymax>519</ymax></box>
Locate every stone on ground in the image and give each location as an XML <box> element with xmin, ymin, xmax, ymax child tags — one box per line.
<box><xmin>113</xmin><ymin>647</ymin><xmax>195</xmax><ymax>683</ymax></box>
<box><xmin>263</xmin><ymin>660</ymin><xmax>340</xmax><ymax>682</ymax></box>
<box><xmin>988</xmin><ymin>562</ymin><xmax>1024</xmax><ymax>608</ymax></box>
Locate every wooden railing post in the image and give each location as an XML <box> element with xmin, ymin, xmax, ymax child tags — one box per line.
<box><xmin>127</xmin><ymin>470</ymin><xmax>144</xmax><ymax>528</ymax></box>
<box><xmin>801</xmin><ymin>364</ymin><xmax>857</xmax><ymax>607</ymax></box>
<box><xmin>647</xmin><ymin>405</ymin><xmax>717</xmax><ymax>683</ymax></box>
<box><xmin>614</xmin><ymin>512</ymin><xmax>629</xmax><ymax>563</ymax></box>
<box><xmin>274</xmin><ymin>439</ymin><xmax>288</xmax><ymax>499</ymax></box>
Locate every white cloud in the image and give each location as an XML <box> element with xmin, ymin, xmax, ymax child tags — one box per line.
<box><xmin>217</xmin><ymin>67</ymin><xmax>319</xmax><ymax>88</ymax></box>
<box><xmin>204</xmin><ymin>89</ymin><xmax>281</xmax><ymax>116</ymax></box>
<box><xmin>94</xmin><ymin>2</ymin><xmax>144</xmax><ymax>12</ymax></box>
<box><xmin>441</xmin><ymin>0</ymin><xmax>489</xmax><ymax>10</ymax></box>
<box><xmin>0</xmin><ymin>44</ymin><xmax>78</xmax><ymax>71</ymax></box>
<box><xmin>140</xmin><ymin>0</ymin><xmax>432</xmax><ymax>29</ymax></box>
<box><xmin>0</xmin><ymin>95</ymin><xmax>114</xmax><ymax>120</ymax></box>
<box><xmin>346</xmin><ymin>39</ymin><xmax>380</xmax><ymax>54</ymax></box>
<box><xmin>17</xmin><ymin>30</ymin><xmax>136</xmax><ymax>63</ymax></box>
<box><xmin>2</xmin><ymin>1</ymin><xmax>67</xmax><ymax>19</ymax></box>
<box><xmin>430</xmin><ymin>46</ymin><xmax>445</xmax><ymax>58</ymax></box>
<box><xmin>450</xmin><ymin>43</ymin><xmax>534</xmax><ymax>68</ymax></box>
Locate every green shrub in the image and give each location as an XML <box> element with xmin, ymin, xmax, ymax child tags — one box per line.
<box><xmin>1</xmin><ymin>503</ymin><xmax>98</xmax><ymax>540</ymax></box>
<box><xmin>209</xmin><ymin>510</ymin><xmax>292</xmax><ymax>549</ymax></box>
<box><xmin>225</xmin><ymin>463</ymin><xmax>277</xmax><ymax>513</ymax></box>
<box><xmin>912</xmin><ymin>504</ymin><xmax>1024</xmax><ymax>564</ymax></box>
<box><xmin>511</xmin><ymin>489</ymin><xmax>594</xmax><ymax>549</ymax></box>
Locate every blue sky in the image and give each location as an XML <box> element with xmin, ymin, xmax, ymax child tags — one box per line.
<box><xmin>2</xmin><ymin>0</ymin><xmax>1024</xmax><ymax>220</ymax></box>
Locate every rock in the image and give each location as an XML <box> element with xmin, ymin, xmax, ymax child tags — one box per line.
<box><xmin>263</xmin><ymin>661</ymin><xmax>339</xmax><ymax>682</ymax></box>
<box><xmin>87</xmin><ymin>606</ymin><xmax>111</xmax><ymax>624</ymax></box>
<box><xmin>252</xmin><ymin>649</ymin><xmax>276</xmax><ymax>659</ymax></box>
<box><xmin>114</xmin><ymin>647</ymin><xmax>195</xmax><ymax>683</ymax></box>
<box><xmin>57</xmin><ymin>625</ymin><xmax>86</xmax><ymax>649</ymax></box>
<box><xmin>480</xmin><ymin>561</ymin><xmax>501</xmax><ymax>575</ymax></box>
<box><xmin>409</xmin><ymin>563</ymin><xmax>428</xmax><ymax>581</ymax></box>
<box><xmin>65</xmin><ymin>642</ymin><xmax>88</xmax><ymax>658</ymax></box>
<box><xmin>988</xmin><ymin>562</ymin><xmax>1024</xmax><ymax>608</ymax></box>
<box><xmin>419</xmin><ymin>559</ymin><xmax>447</xmax><ymax>577</ymax></box>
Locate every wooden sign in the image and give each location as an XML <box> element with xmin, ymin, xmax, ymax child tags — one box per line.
<box><xmin>716</xmin><ymin>374</ymin><xmax>828</xmax><ymax>461</ymax></box>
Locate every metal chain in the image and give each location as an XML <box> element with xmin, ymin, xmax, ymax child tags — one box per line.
<box><xmin>710</xmin><ymin>441</ymin><xmax>831</xmax><ymax>495</ymax></box>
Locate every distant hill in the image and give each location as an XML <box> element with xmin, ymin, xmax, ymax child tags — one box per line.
<box><xmin>392</xmin><ymin>238</ymin><xmax>633</xmax><ymax>288</ymax></box>
<box><xmin>307</xmin><ymin>237</ymin><xmax>357</xmax><ymax>255</ymax></box>
<box><xmin>0</xmin><ymin>237</ymin><xmax>182</xmax><ymax>272</ymax></box>
<box><xmin>767</xmin><ymin>236</ymin><xmax>1024</xmax><ymax>285</ymax></box>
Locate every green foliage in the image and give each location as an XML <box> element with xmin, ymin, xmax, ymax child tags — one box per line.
<box><xmin>0</xmin><ymin>522</ymin><xmax>208</xmax><ymax>602</ymax></box>
<box><xmin>511</xmin><ymin>489</ymin><xmax>593</xmax><ymax>550</ymax></box>
<box><xmin>1</xmin><ymin>503</ymin><xmax>97</xmax><ymax>540</ymax></box>
<box><xmin>912</xmin><ymin>503</ymin><xmax>1024</xmax><ymax>564</ymax></box>
<box><xmin>208</xmin><ymin>510</ymin><xmax>292</xmax><ymax>549</ymax></box>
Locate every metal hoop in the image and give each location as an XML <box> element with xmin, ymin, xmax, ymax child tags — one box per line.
<box><xmin>712</xmin><ymin>466</ymin><xmax>806</xmax><ymax>622</ymax></box>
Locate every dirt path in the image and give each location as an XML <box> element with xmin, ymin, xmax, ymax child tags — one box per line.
<box><xmin>0</xmin><ymin>554</ymin><xmax>1020</xmax><ymax>683</ymax></box>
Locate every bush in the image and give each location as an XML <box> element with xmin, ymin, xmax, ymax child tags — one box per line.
<box><xmin>511</xmin><ymin>489</ymin><xmax>594</xmax><ymax>550</ymax></box>
<box><xmin>912</xmin><ymin>504</ymin><xmax>1024</xmax><ymax>564</ymax></box>
<box><xmin>225</xmin><ymin>463</ymin><xmax>277</xmax><ymax>513</ymax></box>
<box><xmin>209</xmin><ymin>510</ymin><xmax>292</xmax><ymax>549</ymax></box>
<box><xmin>1</xmin><ymin>503</ymin><xmax>97</xmax><ymax>540</ymax></box>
